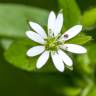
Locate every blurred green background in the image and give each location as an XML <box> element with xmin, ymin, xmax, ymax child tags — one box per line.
<box><xmin>0</xmin><ymin>0</ymin><xmax>96</xmax><ymax>96</ymax></box>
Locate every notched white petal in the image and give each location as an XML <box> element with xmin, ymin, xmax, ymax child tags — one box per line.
<box><xmin>60</xmin><ymin>25</ymin><xmax>82</xmax><ymax>41</ymax></box>
<box><xmin>61</xmin><ymin>44</ymin><xmax>87</xmax><ymax>54</ymax></box>
<box><xmin>26</xmin><ymin>46</ymin><xmax>45</xmax><ymax>57</ymax></box>
<box><xmin>26</xmin><ymin>31</ymin><xmax>46</xmax><ymax>44</ymax></box>
<box><xmin>29</xmin><ymin>22</ymin><xmax>47</xmax><ymax>38</ymax></box>
<box><xmin>54</xmin><ymin>13</ymin><xmax>63</xmax><ymax>36</ymax></box>
<box><xmin>48</xmin><ymin>11</ymin><xmax>56</xmax><ymax>35</ymax></box>
<box><xmin>36</xmin><ymin>51</ymin><xmax>49</xmax><ymax>69</ymax></box>
<box><xmin>51</xmin><ymin>52</ymin><xmax>64</xmax><ymax>72</ymax></box>
<box><xmin>58</xmin><ymin>49</ymin><xmax>73</xmax><ymax>66</ymax></box>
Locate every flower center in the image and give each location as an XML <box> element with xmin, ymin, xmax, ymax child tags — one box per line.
<box><xmin>44</xmin><ymin>33</ymin><xmax>63</xmax><ymax>51</ymax></box>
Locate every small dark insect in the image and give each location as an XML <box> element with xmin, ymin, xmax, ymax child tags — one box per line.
<box><xmin>64</xmin><ymin>34</ymin><xmax>68</xmax><ymax>38</ymax></box>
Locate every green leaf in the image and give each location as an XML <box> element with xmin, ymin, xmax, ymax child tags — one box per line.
<box><xmin>77</xmin><ymin>54</ymin><xmax>92</xmax><ymax>75</ymax></box>
<box><xmin>86</xmin><ymin>42</ymin><xmax>96</xmax><ymax>64</ymax></box>
<box><xmin>4</xmin><ymin>34</ymin><xmax>91</xmax><ymax>72</ymax></box>
<box><xmin>66</xmin><ymin>34</ymin><xmax>91</xmax><ymax>45</ymax></box>
<box><xmin>58</xmin><ymin>0</ymin><xmax>81</xmax><ymax>28</ymax></box>
<box><xmin>59</xmin><ymin>87</ymin><xmax>81</xmax><ymax>96</ymax></box>
<box><xmin>87</xmin><ymin>86</ymin><xmax>96</xmax><ymax>96</ymax></box>
<box><xmin>4</xmin><ymin>39</ymin><xmax>37</xmax><ymax>71</ymax></box>
<box><xmin>0</xmin><ymin>39</ymin><xmax>14</xmax><ymax>50</ymax></box>
<box><xmin>81</xmin><ymin>8</ymin><xmax>96</xmax><ymax>29</ymax></box>
<box><xmin>0</xmin><ymin>4</ymin><xmax>49</xmax><ymax>39</ymax></box>
<box><xmin>4</xmin><ymin>39</ymin><xmax>56</xmax><ymax>72</ymax></box>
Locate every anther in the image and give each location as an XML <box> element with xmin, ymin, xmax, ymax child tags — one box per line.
<box><xmin>49</xmin><ymin>29</ymin><xmax>51</xmax><ymax>32</ymax></box>
<box><xmin>65</xmin><ymin>46</ymin><xmax>68</xmax><ymax>50</ymax></box>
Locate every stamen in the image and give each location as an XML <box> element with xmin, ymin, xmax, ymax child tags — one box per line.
<box><xmin>48</xmin><ymin>29</ymin><xmax>53</xmax><ymax>37</ymax></box>
<box><xmin>65</xmin><ymin>46</ymin><xmax>68</xmax><ymax>50</ymax></box>
<box><xmin>45</xmin><ymin>31</ymin><xmax>63</xmax><ymax>51</ymax></box>
<box><xmin>49</xmin><ymin>29</ymin><xmax>51</xmax><ymax>32</ymax></box>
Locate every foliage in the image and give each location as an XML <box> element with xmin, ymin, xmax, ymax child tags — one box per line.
<box><xmin>0</xmin><ymin>0</ymin><xmax>96</xmax><ymax>96</ymax></box>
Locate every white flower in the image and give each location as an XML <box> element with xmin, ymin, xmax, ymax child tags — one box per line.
<box><xmin>26</xmin><ymin>11</ymin><xmax>87</xmax><ymax>72</ymax></box>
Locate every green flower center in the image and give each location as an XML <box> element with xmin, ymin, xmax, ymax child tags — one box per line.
<box><xmin>44</xmin><ymin>33</ymin><xmax>64</xmax><ymax>51</ymax></box>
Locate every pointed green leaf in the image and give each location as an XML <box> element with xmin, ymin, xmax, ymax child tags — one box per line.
<box><xmin>0</xmin><ymin>4</ymin><xmax>49</xmax><ymax>39</ymax></box>
<box><xmin>4</xmin><ymin>39</ymin><xmax>38</xmax><ymax>71</ymax></box>
<box><xmin>66</xmin><ymin>34</ymin><xmax>91</xmax><ymax>45</ymax></box>
<box><xmin>81</xmin><ymin>8</ymin><xmax>96</xmax><ymax>29</ymax></box>
<box><xmin>58</xmin><ymin>0</ymin><xmax>81</xmax><ymax>28</ymax></box>
<box><xmin>4</xmin><ymin>39</ymin><xmax>56</xmax><ymax>72</ymax></box>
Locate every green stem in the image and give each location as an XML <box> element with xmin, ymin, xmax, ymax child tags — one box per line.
<box><xmin>81</xmin><ymin>63</ymin><xmax>95</xmax><ymax>96</ymax></box>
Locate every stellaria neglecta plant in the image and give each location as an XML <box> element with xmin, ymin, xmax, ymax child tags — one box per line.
<box><xmin>26</xmin><ymin>11</ymin><xmax>87</xmax><ymax>72</ymax></box>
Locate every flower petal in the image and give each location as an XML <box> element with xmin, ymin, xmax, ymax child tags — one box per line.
<box><xmin>54</xmin><ymin>13</ymin><xmax>63</xmax><ymax>36</ymax></box>
<box><xmin>48</xmin><ymin>11</ymin><xmax>56</xmax><ymax>35</ymax></box>
<box><xmin>26</xmin><ymin>46</ymin><xmax>45</xmax><ymax>57</ymax></box>
<box><xmin>61</xmin><ymin>44</ymin><xmax>87</xmax><ymax>54</ymax></box>
<box><xmin>51</xmin><ymin>52</ymin><xmax>64</xmax><ymax>72</ymax></box>
<box><xmin>26</xmin><ymin>31</ymin><xmax>46</xmax><ymax>44</ymax></box>
<box><xmin>60</xmin><ymin>25</ymin><xmax>82</xmax><ymax>41</ymax></box>
<box><xmin>58</xmin><ymin>49</ymin><xmax>73</xmax><ymax>66</ymax></box>
<box><xmin>36</xmin><ymin>51</ymin><xmax>50</xmax><ymax>69</ymax></box>
<box><xmin>29</xmin><ymin>22</ymin><xmax>47</xmax><ymax>38</ymax></box>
